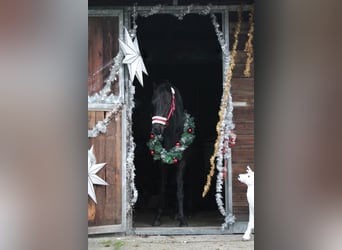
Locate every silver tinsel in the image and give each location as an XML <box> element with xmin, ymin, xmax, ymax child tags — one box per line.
<box><xmin>175</xmin><ymin>4</ymin><xmax>194</xmax><ymax>20</ymax></box>
<box><xmin>140</xmin><ymin>4</ymin><xmax>162</xmax><ymax>17</ymax></box>
<box><xmin>125</xmin><ymin>81</ymin><xmax>138</xmax><ymax>209</ymax></box>
<box><xmin>88</xmin><ymin>51</ymin><xmax>124</xmax><ymax>105</ymax></box>
<box><xmin>88</xmin><ymin>103</ymin><xmax>123</xmax><ymax>138</ymax></box>
<box><xmin>221</xmin><ymin>213</ymin><xmax>236</xmax><ymax>230</ymax></box>
<box><xmin>120</xmin><ymin>16</ymin><xmax>140</xmax><ymax>210</ymax></box>
<box><xmin>211</xmin><ymin>14</ymin><xmax>235</xmax><ymax>219</ymax></box>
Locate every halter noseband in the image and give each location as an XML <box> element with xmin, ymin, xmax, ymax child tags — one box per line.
<box><xmin>152</xmin><ymin>87</ymin><xmax>176</xmax><ymax>126</ymax></box>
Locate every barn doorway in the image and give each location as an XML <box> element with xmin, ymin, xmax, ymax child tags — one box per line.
<box><xmin>132</xmin><ymin>13</ymin><xmax>225</xmax><ymax>230</ymax></box>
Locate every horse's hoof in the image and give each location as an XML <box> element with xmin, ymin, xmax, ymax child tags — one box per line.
<box><xmin>178</xmin><ymin>219</ymin><xmax>188</xmax><ymax>227</ymax></box>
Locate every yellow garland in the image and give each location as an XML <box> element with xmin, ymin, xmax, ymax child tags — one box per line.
<box><xmin>202</xmin><ymin>6</ymin><xmax>243</xmax><ymax>198</ymax></box>
<box><xmin>244</xmin><ymin>6</ymin><xmax>254</xmax><ymax>78</ymax></box>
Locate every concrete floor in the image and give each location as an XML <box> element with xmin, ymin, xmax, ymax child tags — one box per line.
<box><xmin>88</xmin><ymin>234</ymin><xmax>254</xmax><ymax>250</ymax></box>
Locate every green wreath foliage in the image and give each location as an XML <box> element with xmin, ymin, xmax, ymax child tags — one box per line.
<box><xmin>147</xmin><ymin>112</ymin><xmax>195</xmax><ymax>164</ymax></box>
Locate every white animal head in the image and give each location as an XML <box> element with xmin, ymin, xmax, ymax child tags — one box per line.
<box><xmin>238</xmin><ymin>166</ymin><xmax>254</xmax><ymax>186</ymax></box>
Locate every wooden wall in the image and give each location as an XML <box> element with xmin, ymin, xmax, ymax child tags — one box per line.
<box><xmin>88</xmin><ymin>111</ymin><xmax>122</xmax><ymax>226</ymax></box>
<box><xmin>230</xmin><ymin>15</ymin><xmax>255</xmax><ymax>217</ymax></box>
<box><xmin>88</xmin><ymin>16</ymin><xmax>119</xmax><ymax>96</ymax></box>
<box><xmin>88</xmin><ymin>16</ymin><xmax>122</xmax><ymax>227</ymax></box>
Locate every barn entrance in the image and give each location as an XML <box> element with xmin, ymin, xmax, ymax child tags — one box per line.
<box><xmin>132</xmin><ymin>13</ymin><xmax>225</xmax><ymax>231</ymax></box>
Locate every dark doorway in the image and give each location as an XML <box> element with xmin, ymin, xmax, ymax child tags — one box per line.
<box><xmin>132</xmin><ymin>13</ymin><xmax>224</xmax><ymax>227</ymax></box>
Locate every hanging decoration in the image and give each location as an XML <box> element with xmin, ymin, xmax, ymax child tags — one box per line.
<box><xmin>201</xmin><ymin>6</ymin><xmax>243</xmax><ymax>228</ymax></box>
<box><xmin>88</xmin><ymin>146</ymin><xmax>108</xmax><ymax>204</ymax></box>
<box><xmin>147</xmin><ymin>113</ymin><xmax>195</xmax><ymax>164</ymax></box>
<box><xmin>88</xmin><ymin>51</ymin><xmax>124</xmax><ymax>104</ymax></box>
<box><xmin>121</xmin><ymin>18</ymin><xmax>140</xmax><ymax>208</ymax></box>
<box><xmin>119</xmin><ymin>27</ymin><xmax>148</xmax><ymax>86</ymax></box>
<box><xmin>88</xmin><ymin>103</ymin><xmax>123</xmax><ymax>138</ymax></box>
<box><xmin>88</xmin><ymin>35</ymin><xmax>124</xmax><ymax>139</ymax></box>
<box><xmin>125</xmin><ymin>62</ymin><xmax>139</xmax><ymax>207</ymax></box>
<box><xmin>244</xmin><ymin>6</ymin><xmax>254</xmax><ymax>77</ymax></box>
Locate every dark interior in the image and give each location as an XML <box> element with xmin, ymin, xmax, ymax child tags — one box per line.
<box><xmin>132</xmin><ymin>13</ymin><xmax>226</xmax><ymax>227</ymax></box>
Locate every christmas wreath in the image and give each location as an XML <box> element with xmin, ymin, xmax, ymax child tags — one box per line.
<box><xmin>147</xmin><ymin>112</ymin><xmax>195</xmax><ymax>164</ymax></box>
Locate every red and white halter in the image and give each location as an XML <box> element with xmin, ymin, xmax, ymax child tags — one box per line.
<box><xmin>152</xmin><ymin>87</ymin><xmax>176</xmax><ymax>126</ymax></box>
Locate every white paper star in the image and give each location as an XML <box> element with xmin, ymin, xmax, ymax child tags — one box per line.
<box><xmin>119</xmin><ymin>27</ymin><xmax>148</xmax><ymax>86</ymax></box>
<box><xmin>88</xmin><ymin>146</ymin><xmax>108</xmax><ymax>204</ymax></box>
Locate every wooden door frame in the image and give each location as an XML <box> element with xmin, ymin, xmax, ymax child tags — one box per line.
<box><xmin>88</xmin><ymin>8</ymin><xmax>127</xmax><ymax>235</ymax></box>
<box><xmin>123</xmin><ymin>5</ymin><xmax>249</xmax><ymax>235</ymax></box>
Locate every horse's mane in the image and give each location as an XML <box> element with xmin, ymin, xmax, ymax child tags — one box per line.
<box><xmin>152</xmin><ymin>80</ymin><xmax>185</xmax><ymax>150</ymax></box>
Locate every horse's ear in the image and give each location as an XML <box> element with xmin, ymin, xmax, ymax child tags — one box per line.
<box><xmin>247</xmin><ymin>165</ymin><xmax>252</xmax><ymax>173</ymax></box>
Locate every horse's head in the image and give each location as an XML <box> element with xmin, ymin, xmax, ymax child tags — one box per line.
<box><xmin>151</xmin><ymin>80</ymin><xmax>182</xmax><ymax>136</ymax></box>
<box><xmin>151</xmin><ymin>81</ymin><xmax>174</xmax><ymax>135</ymax></box>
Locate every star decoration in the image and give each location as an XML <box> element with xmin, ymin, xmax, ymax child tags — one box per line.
<box><xmin>88</xmin><ymin>146</ymin><xmax>108</xmax><ymax>204</ymax></box>
<box><xmin>119</xmin><ymin>27</ymin><xmax>148</xmax><ymax>86</ymax></box>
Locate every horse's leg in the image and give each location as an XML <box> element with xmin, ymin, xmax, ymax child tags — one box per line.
<box><xmin>176</xmin><ymin>160</ymin><xmax>188</xmax><ymax>226</ymax></box>
<box><xmin>152</xmin><ymin>164</ymin><xmax>167</xmax><ymax>226</ymax></box>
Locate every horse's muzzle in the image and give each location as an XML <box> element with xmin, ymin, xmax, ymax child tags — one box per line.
<box><xmin>152</xmin><ymin>123</ymin><xmax>165</xmax><ymax>135</ymax></box>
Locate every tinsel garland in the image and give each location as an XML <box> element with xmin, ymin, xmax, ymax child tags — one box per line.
<box><xmin>202</xmin><ymin>6</ymin><xmax>242</xmax><ymax>198</ymax></box>
<box><xmin>88</xmin><ymin>103</ymin><xmax>123</xmax><ymax>138</ymax></box>
<box><xmin>218</xmin><ymin>8</ymin><xmax>243</xmax><ymax>228</ymax></box>
<box><xmin>126</xmin><ymin>84</ymin><xmax>138</xmax><ymax>207</ymax></box>
<box><xmin>124</xmin><ymin>26</ymin><xmax>139</xmax><ymax>208</ymax></box>
<box><xmin>88</xmin><ymin>41</ymin><xmax>124</xmax><ymax>138</ymax></box>
<box><xmin>147</xmin><ymin>113</ymin><xmax>195</xmax><ymax>165</ymax></box>
<box><xmin>88</xmin><ymin>52</ymin><xmax>124</xmax><ymax>104</ymax></box>
<box><xmin>244</xmin><ymin>6</ymin><xmax>254</xmax><ymax>78</ymax></box>
<box><xmin>201</xmin><ymin>7</ymin><xmax>243</xmax><ymax>229</ymax></box>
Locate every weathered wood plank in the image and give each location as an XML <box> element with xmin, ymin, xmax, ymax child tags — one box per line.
<box><xmin>233</xmin><ymin>108</ymin><xmax>254</xmax><ymax>121</ymax></box>
<box><xmin>232</xmin><ymin>149</ymin><xmax>254</xmax><ymax>163</ymax></box>
<box><xmin>88</xmin><ymin>18</ymin><xmax>104</xmax><ymax>96</ymax></box>
<box><xmin>88</xmin><ymin>111</ymin><xmax>122</xmax><ymax>226</ymax></box>
<box><xmin>88</xmin><ymin>197</ymin><xmax>96</xmax><ymax>222</ymax></box>
<box><xmin>234</xmin><ymin>121</ymin><xmax>254</xmax><ymax>135</ymax></box>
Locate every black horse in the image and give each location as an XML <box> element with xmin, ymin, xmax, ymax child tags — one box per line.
<box><xmin>149</xmin><ymin>80</ymin><xmax>195</xmax><ymax>227</ymax></box>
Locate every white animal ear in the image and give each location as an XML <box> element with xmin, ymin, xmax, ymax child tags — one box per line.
<box><xmin>247</xmin><ymin>165</ymin><xmax>252</xmax><ymax>173</ymax></box>
<box><xmin>89</xmin><ymin>145</ymin><xmax>94</xmax><ymax>153</ymax></box>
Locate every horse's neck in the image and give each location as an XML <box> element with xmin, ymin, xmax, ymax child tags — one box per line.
<box><xmin>163</xmin><ymin>112</ymin><xmax>184</xmax><ymax>149</ymax></box>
